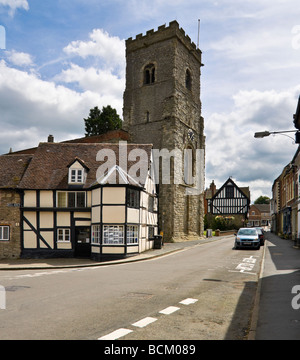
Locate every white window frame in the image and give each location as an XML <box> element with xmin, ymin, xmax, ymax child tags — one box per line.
<box><xmin>127</xmin><ymin>225</ymin><xmax>139</xmax><ymax>244</ymax></box>
<box><xmin>0</xmin><ymin>226</ymin><xmax>9</xmax><ymax>241</ymax></box>
<box><xmin>103</xmin><ymin>225</ymin><xmax>124</xmax><ymax>245</ymax></box>
<box><xmin>91</xmin><ymin>225</ymin><xmax>101</xmax><ymax>244</ymax></box>
<box><xmin>57</xmin><ymin>228</ymin><xmax>70</xmax><ymax>242</ymax></box>
<box><xmin>69</xmin><ymin>168</ymin><xmax>85</xmax><ymax>184</ymax></box>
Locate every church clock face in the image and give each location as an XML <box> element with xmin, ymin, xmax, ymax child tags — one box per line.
<box><xmin>187</xmin><ymin>129</ymin><xmax>195</xmax><ymax>141</ymax></box>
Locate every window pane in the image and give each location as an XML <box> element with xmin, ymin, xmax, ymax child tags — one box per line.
<box><xmin>65</xmin><ymin>229</ymin><xmax>70</xmax><ymax>241</ymax></box>
<box><xmin>77</xmin><ymin>192</ymin><xmax>86</xmax><ymax>208</ymax></box>
<box><xmin>57</xmin><ymin>192</ymin><xmax>67</xmax><ymax>207</ymax></box>
<box><xmin>77</xmin><ymin>170</ymin><xmax>83</xmax><ymax>182</ymax></box>
<box><xmin>92</xmin><ymin>225</ymin><xmax>100</xmax><ymax>244</ymax></box>
<box><xmin>71</xmin><ymin>170</ymin><xmax>76</xmax><ymax>182</ymax></box>
<box><xmin>68</xmin><ymin>192</ymin><xmax>76</xmax><ymax>207</ymax></box>
<box><xmin>127</xmin><ymin>189</ymin><xmax>139</xmax><ymax>209</ymax></box>
<box><xmin>127</xmin><ymin>225</ymin><xmax>138</xmax><ymax>244</ymax></box>
<box><xmin>0</xmin><ymin>226</ymin><xmax>9</xmax><ymax>241</ymax></box>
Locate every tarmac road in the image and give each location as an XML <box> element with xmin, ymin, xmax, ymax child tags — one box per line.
<box><xmin>0</xmin><ymin>236</ymin><xmax>264</xmax><ymax>340</ymax></box>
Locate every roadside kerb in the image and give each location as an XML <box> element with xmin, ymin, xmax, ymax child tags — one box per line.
<box><xmin>247</xmin><ymin>238</ymin><xmax>267</xmax><ymax>340</ymax></box>
<box><xmin>0</xmin><ymin>235</ymin><xmax>230</xmax><ymax>271</ymax></box>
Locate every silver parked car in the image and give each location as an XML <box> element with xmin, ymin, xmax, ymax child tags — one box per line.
<box><xmin>234</xmin><ymin>228</ymin><xmax>260</xmax><ymax>250</ymax></box>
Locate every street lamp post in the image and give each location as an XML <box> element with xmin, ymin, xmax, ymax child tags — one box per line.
<box><xmin>254</xmin><ymin>130</ymin><xmax>300</xmax><ymax>143</ymax></box>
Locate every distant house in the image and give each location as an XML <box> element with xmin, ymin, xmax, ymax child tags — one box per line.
<box><xmin>1</xmin><ymin>140</ymin><xmax>158</xmax><ymax>260</ymax></box>
<box><xmin>205</xmin><ymin>178</ymin><xmax>251</xmax><ymax>229</ymax></box>
<box><xmin>247</xmin><ymin>204</ymin><xmax>271</xmax><ymax>230</ymax></box>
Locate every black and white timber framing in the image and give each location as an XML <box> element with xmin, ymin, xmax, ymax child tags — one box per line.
<box><xmin>208</xmin><ymin>178</ymin><xmax>250</xmax><ymax>216</ymax></box>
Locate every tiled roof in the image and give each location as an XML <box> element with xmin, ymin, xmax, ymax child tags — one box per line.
<box><xmin>0</xmin><ymin>154</ymin><xmax>32</xmax><ymax>188</ymax></box>
<box><xmin>18</xmin><ymin>142</ymin><xmax>153</xmax><ymax>190</ymax></box>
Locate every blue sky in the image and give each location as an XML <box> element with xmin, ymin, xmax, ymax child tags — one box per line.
<box><xmin>1</xmin><ymin>0</ymin><xmax>300</xmax><ymax>201</ymax></box>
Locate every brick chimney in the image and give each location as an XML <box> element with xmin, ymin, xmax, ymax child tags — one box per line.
<box><xmin>210</xmin><ymin>180</ymin><xmax>216</xmax><ymax>197</ymax></box>
<box><xmin>48</xmin><ymin>135</ymin><xmax>54</xmax><ymax>143</ymax></box>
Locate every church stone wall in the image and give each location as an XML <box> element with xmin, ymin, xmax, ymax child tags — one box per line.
<box><xmin>123</xmin><ymin>21</ymin><xmax>205</xmax><ymax>242</ymax></box>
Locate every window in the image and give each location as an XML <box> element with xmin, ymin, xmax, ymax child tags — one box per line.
<box><xmin>69</xmin><ymin>169</ymin><xmax>85</xmax><ymax>184</ymax></box>
<box><xmin>91</xmin><ymin>225</ymin><xmax>101</xmax><ymax>244</ymax></box>
<box><xmin>144</xmin><ymin>64</ymin><xmax>155</xmax><ymax>85</ymax></box>
<box><xmin>57</xmin><ymin>228</ymin><xmax>70</xmax><ymax>242</ymax></box>
<box><xmin>226</xmin><ymin>186</ymin><xmax>234</xmax><ymax>199</ymax></box>
<box><xmin>127</xmin><ymin>225</ymin><xmax>138</xmax><ymax>244</ymax></box>
<box><xmin>0</xmin><ymin>226</ymin><xmax>9</xmax><ymax>241</ymax></box>
<box><xmin>127</xmin><ymin>189</ymin><xmax>140</xmax><ymax>209</ymax></box>
<box><xmin>185</xmin><ymin>69</ymin><xmax>192</xmax><ymax>90</ymax></box>
<box><xmin>57</xmin><ymin>192</ymin><xmax>86</xmax><ymax>208</ymax></box>
<box><xmin>103</xmin><ymin>225</ymin><xmax>124</xmax><ymax>245</ymax></box>
<box><xmin>148</xmin><ymin>226</ymin><xmax>155</xmax><ymax>239</ymax></box>
<box><xmin>148</xmin><ymin>196</ymin><xmax>154</xmax><ymax>212</ymax></box>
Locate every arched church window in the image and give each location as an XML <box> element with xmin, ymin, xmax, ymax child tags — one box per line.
<box><xmin>144</xmin><ymin>64</ymin><xmax>155</xmax><ymax>85</ymax></box>
<box><xmin>185</xmin><ymin>69</ymin><xmax>192</xmax><ymax>90</ymax></box>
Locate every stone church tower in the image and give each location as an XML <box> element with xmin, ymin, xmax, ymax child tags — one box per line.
<box><xmin>123</xmin><ymin>21</ymin><xmax>205</xmax><ymax>242</ymax></box>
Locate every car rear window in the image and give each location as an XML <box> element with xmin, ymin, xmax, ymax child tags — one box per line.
<box><xmin>238</xmin><ymin>229</ymin><xmax>257</xmax><ymax>235</ymax></box>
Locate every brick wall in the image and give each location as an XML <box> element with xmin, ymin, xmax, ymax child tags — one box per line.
<box><xmin>0</xmin><ymin>189</ymin><xmax>22</xmax><ymax>259</ymax></box>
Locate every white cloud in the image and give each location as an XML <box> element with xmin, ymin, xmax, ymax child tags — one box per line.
<box><xmin>0</xmin><ymin>0</ymin><xmax>29</xmax><ymax>15</ymax></box>
<box><xmin>63</xmin><ymin>28</ymin><xmax>125</xmax><ymax>71</ymax></box>
<box><xmin>56</xmin><ymin>63</ymin><xmax>124</xmax><ymax>104</ymax></box>
<box><xmin>0</xmin><ymin>60</ymin><xmax>109</xmax><ymax>152</ymax></box>
<box><xmin>205</xmin><ymin>86</ymin><xmax>300</xmax><ymax>200</ymax></box>
<box><xmin>6</xmin><ymin>50</ymin><xmax>34</xmax><ymax>67</ymax></box>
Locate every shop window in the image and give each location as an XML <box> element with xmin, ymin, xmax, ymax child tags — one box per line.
<box><xmin>127</xmin><ymin>225</ymin><xmax>138</xmax><ymax>244</ymax></box>
<box><xmin>103</xmin><ymin>225</ymin><xmax>124</xmax><ymax>245</ymax></box>
<box><xmin>91</xmin><ymin>225</ymin><xmax>101</xmax><ymax>244</ymax></box>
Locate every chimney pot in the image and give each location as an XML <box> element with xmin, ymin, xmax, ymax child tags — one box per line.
<box><xmin>48</xmin><ymin>135</ymin><xmax>54</xmax><ymax>143</ymax></box>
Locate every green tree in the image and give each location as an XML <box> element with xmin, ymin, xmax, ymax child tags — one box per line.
<box><xmin>254</xmin><ymin>196</ymin><xmax>270</xmax><ymax>204</ymax></box>
<box><xmin>84</xmin><ymin>105</ymin><xmax>122</xmax><ymax>136</ymax></box>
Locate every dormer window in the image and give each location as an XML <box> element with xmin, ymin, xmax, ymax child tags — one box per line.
<box><xmin>68</xmin><ymin>158</ymin><xmax>88</xmax><ymax>185</ymax></box>
<box><xmin>70</xmin><ymin>169</ymin><xmax>84</xmax><ymax>183</ymax></box>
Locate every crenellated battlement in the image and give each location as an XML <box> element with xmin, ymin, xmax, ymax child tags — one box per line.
<box><xmin>126</xmin><ymin>20</ymin><xmax>202</xmax><ymax>61</ymax></box>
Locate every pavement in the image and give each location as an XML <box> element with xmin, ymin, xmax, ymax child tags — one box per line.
<box><xmin>0</xmin><ymin>235</ymin><xmax>228</xmax><ymax>270</ymax></box>
<box><xmin>249</xmin><ymin>231</ymin><xmax>300</xmax><ymax>340</ymax></box>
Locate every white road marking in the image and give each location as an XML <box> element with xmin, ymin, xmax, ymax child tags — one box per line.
<box><xmin>159</xmin><ymin>306</ymin><xmax>180</xmax><ymax>315</ymax></box>
<box><xmin>98</xmin><ymin>328</ymin><xmax>133</xmax><ymax>340</ymax></box>
<box><xmin>179</xmin><ymin>298</ymin><xmax>198</xmax><ymax>305</ymax></box>
<box><xmin>132</xmin><ymin>317</ymin><xmax>157</xmax><ymax>328</ymax></box>
<box><xmin>229</xmin><ymin>255</ymin><xmax>258</xmax><ymax>275</ymax></box>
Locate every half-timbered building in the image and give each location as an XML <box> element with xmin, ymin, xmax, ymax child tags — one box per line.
<box><xmin>206</xmin><ymin>178</ymin><xmax>250</xmax><ymax>229</ymax></box>
<box><xmin>15</xmin><ymin>142</ymin><xmax>158</xmax><ymax>260</ymax></box>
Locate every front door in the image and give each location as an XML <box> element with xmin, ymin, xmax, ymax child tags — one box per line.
<box><xmin>75</xmin><ymin>227</ymin><xmax>91</xmax><ymax>258</ymax></box>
